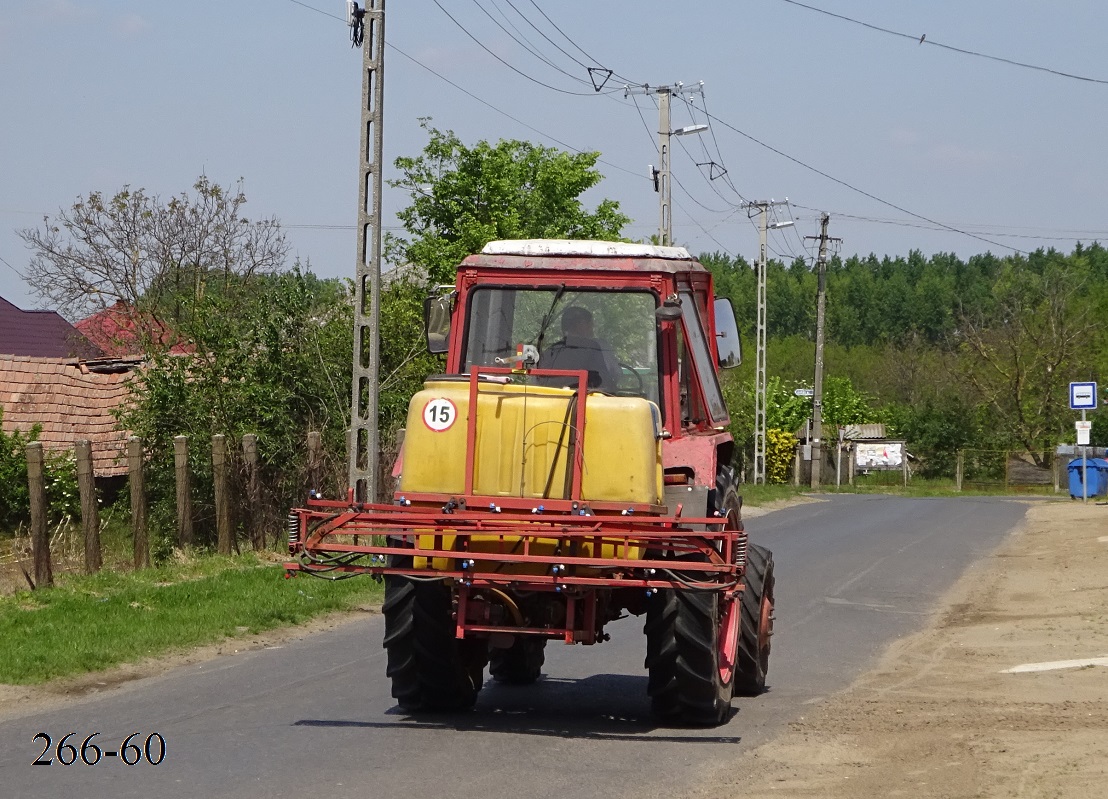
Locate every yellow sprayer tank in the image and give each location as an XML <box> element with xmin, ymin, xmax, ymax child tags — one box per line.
<box><xmin>400</xmin><ymin>378</ymin><xmax>663</xmax><ymax>506</ymax></box>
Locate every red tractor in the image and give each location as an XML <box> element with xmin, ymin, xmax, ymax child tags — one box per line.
<box><xmin>287</xmin><ymin>239</ymin><xmax>774</xmax><ymax>726</ymax></box>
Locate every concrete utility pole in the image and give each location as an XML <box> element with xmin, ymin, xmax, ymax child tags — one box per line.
<box><xmin>347</xmin><ymin>1</ymin><xmax>385</xmax><ymax>502</ymax></box>
<box><xmin>744</xmin><ymin>200</ymin><xmax>792</xmax><ymax>484</ymax></box>
<box><xmin>624</xmin><ymin>82</ymin><xmax>705</xmax><ymax>246</ymax></box>
<box><xmin>806</xmin><ymin>214</ymin><xmax>841</xmax><ymax>488</ymax></box>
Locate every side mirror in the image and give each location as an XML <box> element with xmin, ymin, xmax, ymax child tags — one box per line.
<box><xmin>423</xmin><ymin>289</ymin><xmax>455</xmax><ymax>355</ymax></box>
<box><xmin>714</xmin><ymin>297</ymin><xmax>741</xmax><ymax>368</ymax></box>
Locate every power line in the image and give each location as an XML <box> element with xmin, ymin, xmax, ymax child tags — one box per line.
<box><xmin>789</xmin><ymin>205</ymin><xmax>1108</xmax><ymax>243</ymax></box>
<box><xmin>0</xmin><ymin>252</ymin><xmax>25</xmax><ymax>278</ymax></box>
<box><xmin>778</xmin><ymin>0</ymin><xmax>1108</xmax><ymax>86</ymax></box>
<box><xmin>683</xmin><ymin>93</ymin><xmax>754</xmax><ymax>213</ymax></box>
<box><xmin>429</xmin><ymin>0</ymin><xmax>603</xmax><ymax>96</ymax></box>
<box><xmin>287</xmin><ymin>0</ymin><xmax>1028</xmax><ymax>257</ymax></box>
<box><xmin>470</xmin><ymin>0</ymin><xmax>594</xmax><ymax>87</ymax></box>
<box><xmin>386</xmin><ymin>43</ymin><xmax>642</xmax><ymax>181</ymax></box>
<box><xmin>669</xmin><ymin>196</ymin><xmax>734</xmax><ymax>257</ymax></box>
<box><xmin>521</xmin><ymin>0</ymin><xmax>638</xmax><ymax>86</ymax></box>
<box><xmin>287</xmin><ymin>0</ymin><xmax>345</xmax><ymax>23</ymax></box>
<box><xmin>702</xmin><ymin>109</ymin><xmax>1025</xmax><ymax>255</ymax></box>
<box><xmin>494</xmin><ymin>0</ymin><xmax>590</xmax><ymax>73</ymax></box>
<box><xmin>283</xmin><ymin>1</ymin><xmax>644</xmax><ymax>180</ymax></box>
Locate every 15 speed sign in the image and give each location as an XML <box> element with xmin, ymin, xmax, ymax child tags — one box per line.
<box><xmin>422</xmin><ymin>398</ymin><xmax>458</xmax><ymax>432</ymax></box>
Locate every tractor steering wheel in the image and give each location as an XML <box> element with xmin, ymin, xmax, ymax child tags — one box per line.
<box><xmin>617</xmin><ymin>361</ymin><xmax>646</xmax><ymax>396</ymax></box>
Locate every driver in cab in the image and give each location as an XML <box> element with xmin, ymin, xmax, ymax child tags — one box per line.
<box><xmin>540</xmin><ymin>306</ymin><xmax>620</xmax><ymax>391</ymax></box>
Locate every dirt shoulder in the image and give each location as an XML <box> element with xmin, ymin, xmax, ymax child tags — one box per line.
<box><xmin>723</xmin><ymin>499</ymin><xmax>1108</xmax><ymax>798</ymax></box>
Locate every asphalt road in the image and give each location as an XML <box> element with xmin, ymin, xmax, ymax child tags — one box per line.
<box><xmin>0</xmin><ymin>495</ymin><xmax>1030</xmax><ymax>799</ymax></box>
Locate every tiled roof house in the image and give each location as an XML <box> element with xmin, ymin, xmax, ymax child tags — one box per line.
<box><xmin>0</xmin><ymin>356</ymin><xmax>135</xmax><ymax>476</ymax></box>
<box><xmin>75</xmin><ymin>301</ymin><xmax>190</xmax><ymax>358</ymax></box>
<box><xmin>1</xmin><ymin>297</ymin><xmax>135</xmax><ymax>476</ymax></box>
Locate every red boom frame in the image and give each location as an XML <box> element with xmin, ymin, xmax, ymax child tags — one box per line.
<box><xmin>285</xmin><ymin>368</ymin><xmax>748</xmax><ymax>645</ymax></box>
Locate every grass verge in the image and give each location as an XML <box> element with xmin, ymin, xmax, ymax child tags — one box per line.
<box><xmin>0</xmin><ymin>553</ymin><xmax>382</xmax><ymax>685</ymax></box>
<box><xmin>737</xmin><ymin>483</ymin><xmax>811</xmax><ymax>505</ymax></box>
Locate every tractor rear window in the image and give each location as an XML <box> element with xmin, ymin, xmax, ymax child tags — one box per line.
<box><xmin>462</xmin><ymin>287</ymin><xmax>660</xmax><ymax>406</ymax></box>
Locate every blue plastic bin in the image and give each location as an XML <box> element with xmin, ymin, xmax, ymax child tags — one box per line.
<box><xmin>1068</xmin><ymin>457</ymin><xmax>1108</xmax><ymax>498</ymax></box>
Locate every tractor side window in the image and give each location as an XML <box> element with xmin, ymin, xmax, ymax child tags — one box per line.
<box><xmin>675</xmin><ymin>323</ymin><xmax>697</xmax><ymax>425</ymax></box>
<box><xmin>680</xmin><ymin>291</ymin><xmax>729</xmax><ymax>425</ymax></box>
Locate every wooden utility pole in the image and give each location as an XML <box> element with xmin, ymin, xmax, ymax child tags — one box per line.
<box><xmin>128</xmin><ymin>437</ymin><xmax>149</xmax><ymax>569</ymax></box>
<box><xmin>75</xmin><ymin>440</ymin><xmax>101</xmax><ymax>574</ymax></box>
<box><xmin>307</xmin><ymin>431</ymin><xmax>323</xmax><ymax>495</ymax></box>
<box><xmin>806</xmin><ymin>213</ymin><xmax>841</xmax><ymax>489</ymax></box>
<box><xmin>26</xmin><ymin>442</ymin><xmax>53</xmax><ymax>588</ymax></box>
<box><xmin>624</xmin><ymin>81</ymin><xmax>706</xmax><ymax>247</ymax></box>
<box><xmin>174</xmin><ymin>435</ymin><xmax>193</xmax><ymax>547</ymax></box>
<box><xmin>213</xmin><ymin>434</ymin><xmax>232</xmax><ymax>555</ymax></box>
<box><xmin>242</xmin><ymin>433</ymin><xmax>262</xmax><ymax>549</ymax></box>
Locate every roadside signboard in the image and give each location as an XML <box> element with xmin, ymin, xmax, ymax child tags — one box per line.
<box><xmin>1070</xmin><ymin>382</ymin><xmax>1097</xmax><ymax>410</ymax></box>
<box><xmin>794</xmin><ymin>388</ymin><xmax>814</xmax><ymax>397</ymax></box>
<box><xmin>1076</xmin><ymin>420</ymin><xmax>1092</xmax><ymax>446</ymax></box>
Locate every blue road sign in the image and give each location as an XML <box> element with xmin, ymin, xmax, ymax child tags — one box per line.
<box><xmin>1070</xmin><ymin>382</ymin><xmax>1097</xmax><ymax>411</ymax></box>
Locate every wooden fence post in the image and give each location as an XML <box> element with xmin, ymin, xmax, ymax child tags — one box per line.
<box><xmin>242</xmin><ymin>433</ymin><xmax>262</xmax><ymax>550</ymax></box>
<box><xmin>129</xmin><ymin>436</ymin><xmax>149</xmax><ymax>569</ymax></box>
<box><xmin>307</xmin><ymin>430</ymin><xmax>322</xmax><ymax>496</ymax></box>
<box><xmin>174</xmin><ymin>435</ymin><xmax>193</xmax><ymax>548</ymax></box>
<box><xmin>26</xmin><ymin>442</ymin><xmax>53</xmax><ymax>589</ymax></box>
<box><xmin>956</xmin><ymin>451</ymin><xmax>964</xmax><ymax>492</ymax></box>
<box><xmin>75</xmin><ymin>440</ymin><xmax>101</xmax><ymax>574</ymax></box>
<box><xmin>213</xmin><ymin>434</ymin><xmax>232</xmax><ymax>556</ymax></box>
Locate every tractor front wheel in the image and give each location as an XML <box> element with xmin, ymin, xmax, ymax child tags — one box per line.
<box><xmin>382</xmin><ymin>559</ymin><xmax>486</xmax><ymax>711</ymax></box>
<box><xmin>645</xmin><ymin>581</ymin><xmax>737</xmax><ymax>726</ymax></box>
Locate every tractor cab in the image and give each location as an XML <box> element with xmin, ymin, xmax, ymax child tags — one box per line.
<box><xmin>425</xmin><ymin>240</ymin><xmax>741</xmax><ymax>447</ymax></box>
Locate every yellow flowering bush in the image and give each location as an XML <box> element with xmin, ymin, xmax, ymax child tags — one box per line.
<box><xmin>766</xmin><ymin>428</ymin><xmax>797</xmax><ymax>484</ymax></box>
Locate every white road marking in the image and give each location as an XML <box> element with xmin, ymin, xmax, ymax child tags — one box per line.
<box><xmin>1002</xmin><ymin>656</ymin><xmax>1108</xmax><ymax>673</ymax></box>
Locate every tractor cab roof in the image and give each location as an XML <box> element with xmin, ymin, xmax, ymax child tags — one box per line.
<box><xmin>461</xmin><ymin>239</ymin><xmax>707</xmax><ymax>276</ymax></box>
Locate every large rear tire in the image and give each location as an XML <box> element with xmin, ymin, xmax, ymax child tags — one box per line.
<box><xmin>382</xmin><ymin>560</ymin><xmax>486</xmax><ymax>711</ymax></box>
<box><xmin>733</xmin><ymin>543</ymin><xmax>775</xmax><ymax>696</ymax></box>
<box><xmin>489</xmin><ymin>637</ymin><xmax>546</xmax><ymax>685</ymax></box>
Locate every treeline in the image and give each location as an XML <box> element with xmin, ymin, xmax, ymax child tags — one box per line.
<box><xmin>704</xmin><ymin>242</ymin><xmax>1108</xmax><ymax>472</ymax></box>
<box><xmin>704</xmin><ymin>242</ymin><xmax>1108</xmax><ymax>349</ymax></box>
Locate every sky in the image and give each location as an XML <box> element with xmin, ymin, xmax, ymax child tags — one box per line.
<box><xmin>2</xmin><ymin>0</ymin><xmax>1107</xmax><ymax>315</ymax></box>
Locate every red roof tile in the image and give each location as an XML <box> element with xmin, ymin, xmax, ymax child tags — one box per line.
<box><xmin>75</xmin><ymin>301</ymin><xmax>190</xmax><ymax>357</ymax></box>
<box><xmin>1</xmin><ymin>355</ymin><xmax>135</xmax><ymax>477</ymax></box>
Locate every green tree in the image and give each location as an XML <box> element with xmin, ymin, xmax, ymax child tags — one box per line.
<box><xmin>0</xmin><ymin>414</ymin><xmax>80</xmax><ymax>531</ymax></box>
<box><xmin>958</xmin><ymin>251</ymin><xmax>1098</xmax><ymax>463</ymax></box>
<box><xmin>887</xmin><ymin>395</ymin><xmax>980</xmax><ymax>477</ymax></box>
<box><xmin>117</xmin><ymin>269</ymin><xmax>354</xmax><ymax>547</ymax></box>
<box><xmin>387</xmin><ymin>120</ymin><xmax>630</xmax><ymax>282</ymax></box>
